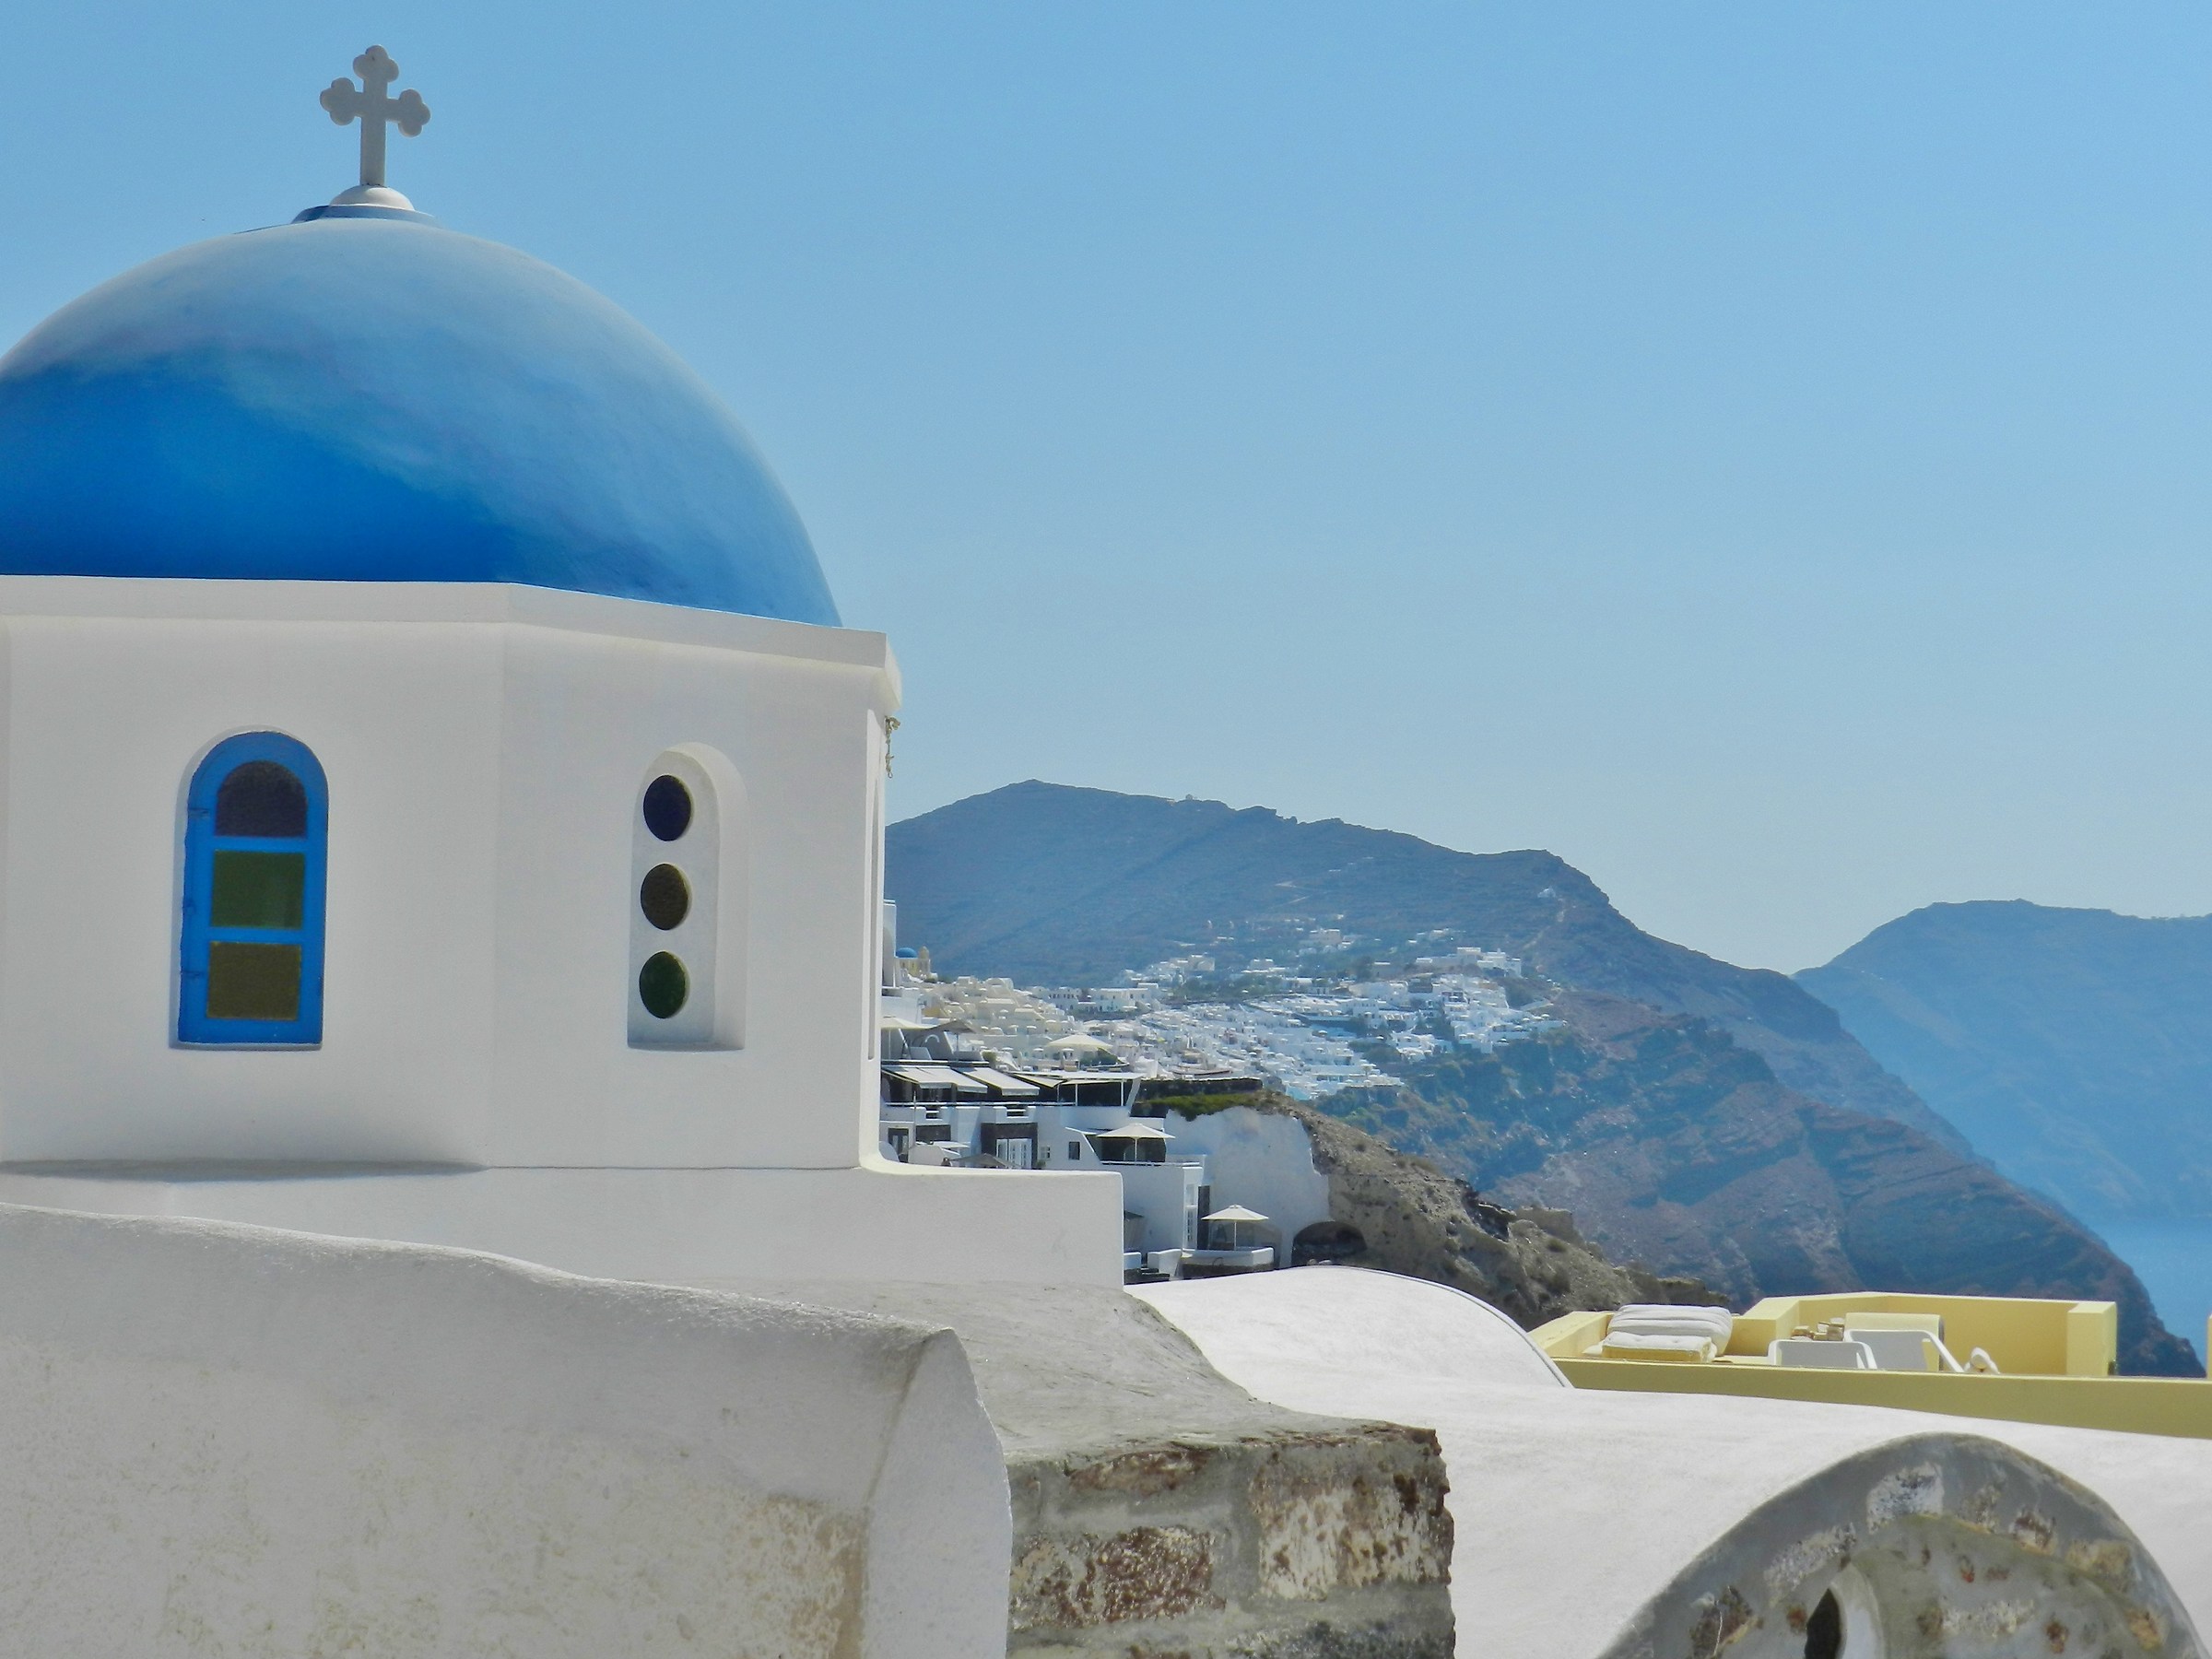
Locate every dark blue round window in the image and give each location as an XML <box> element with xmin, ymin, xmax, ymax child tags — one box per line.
<box><xmin>642</xmin><ymin>775</ymin><xmax>692</xmax><ymax>841</ymax></box>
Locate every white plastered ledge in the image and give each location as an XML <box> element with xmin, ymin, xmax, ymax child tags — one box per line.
<box><xmin>0</xmin><ymin>1160</ymin><xmax>1128</xmax><ymax>1288</ymax></box>
<box><xmin>0</xmin><ymin>1200</ymin><xmax>1006</xmax><ymax>1657</ymax></box>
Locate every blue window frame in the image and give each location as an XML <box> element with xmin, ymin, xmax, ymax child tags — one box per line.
<box><xmin>177</xmin><ymin>732</ymin><xmax>327</xmax><ymax>1046</ymax></box>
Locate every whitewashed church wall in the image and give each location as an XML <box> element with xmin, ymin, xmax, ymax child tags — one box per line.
<box><xmin>485</xmin><ymin>623</ymin><xmax>887</xmax><ymax>1167</ymax></box>
<box><xmin>0</xmin><ymin>1202</ymin><xmax>1011</xmax><ymax>1658</ymax></box>
<box><xmin>0</xmin><ymin>578</ymin><xmax>893</xmax><ymax>1172</ymax></box>
<box><xmin>0</xmin><ymin>606</ymin><xmax>507</xmax><ymax>1162</ymax></box>
<box><xmin>0</xmin><ymin>577</ymin><xmax>1133</xmax><ymax>1286</ymax></box>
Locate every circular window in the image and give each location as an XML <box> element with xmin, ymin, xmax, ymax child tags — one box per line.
<box><xmin>641</xmin><ymin>775</ymin><xmax>693</xmax><ymax>841</ymax></box>
<box><xmin>640</xmin><ymin>864</ymin><xmax>690</xmax><ymax>930</ymax></box>
<box><xmin>639</xmin><ymin>952</ymin><xmax>689</xmax><ymax>1018</ymax></box>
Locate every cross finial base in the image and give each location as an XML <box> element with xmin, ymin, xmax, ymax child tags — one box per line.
<box><xmin>329</xmin><ymin>184</ymin><xmax>417</xmax><ymax>212</ymax></box>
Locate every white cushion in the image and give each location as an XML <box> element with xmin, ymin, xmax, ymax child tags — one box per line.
<box><xmin>1609</xmin><ymin>1304</ymin><xmax>1733</xmax><ymax>1345</ymax></box>
<box><xmin>1598</xmin><ymin>1331</ymin><xmax>1715</xmax><ymax>1362</ymax></box>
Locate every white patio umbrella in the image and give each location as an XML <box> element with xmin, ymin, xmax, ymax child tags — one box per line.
<box><xmin>1201</xmin><ymin>1203</ymin><xmax>1270</xmax><ymax>1250</ymax></box>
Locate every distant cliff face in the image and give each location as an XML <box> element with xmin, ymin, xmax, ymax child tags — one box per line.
<box><xmin>1317</xmin><ymin>992</ymin><xmax>2198</xmax><ymax>1376</ymax></box>
<box><xmin>889</xmin><ymin>782</ymin><xmax>1961</xmax><ymax>1147</ymax></box>
<box><xmin>1220</xmin><ymin>1095</ymin><xmax>1712</xmax><ymax>1328</ymax></box>
<box><xmin>888</xmin><ymin>782</ymin><xmax>2199</xmax><ymax>1375</ymax></box>
<box><xmin>1799</xmin><ymin>900</ymin><xmax>2212</xmax><ymax>1225</ymax></box>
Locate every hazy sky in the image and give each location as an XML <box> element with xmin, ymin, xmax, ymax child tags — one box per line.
<box><xmin>6</xmin><ymin>4</ymin><xmax>2212</xmax><ymax>971</ymax></box>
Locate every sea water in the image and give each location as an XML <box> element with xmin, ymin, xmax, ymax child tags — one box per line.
<box><xmin>2093</xmin><ymin>1218</ymin><xmax>2212</xmax><ymax>1364</ymax></box>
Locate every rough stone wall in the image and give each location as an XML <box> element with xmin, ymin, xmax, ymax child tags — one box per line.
<box><xmin>1606</xmin><ymin>1433</ymin><xmax>2203</xmax><ymax>1659</ymax></box>
<box><xmin>1007</xmin><ymin>1424</ymin><xmax>1453</xmax><ymax>1658</ymax></box>
<box><xmin>713</xmin><ymin>1278</ymin><xmax>1457</xmax><ymax>1659</ymax></box>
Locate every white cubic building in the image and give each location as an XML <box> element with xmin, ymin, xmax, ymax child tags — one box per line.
<box><xmin>0</xmin><ymin>151</ymin><xmax>1119</xmax><ymax>1289</ymax></box>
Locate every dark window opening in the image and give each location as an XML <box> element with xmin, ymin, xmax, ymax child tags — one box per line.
<box><xmin>639</xmin><ymin>863</ymin><xmax>690</xmax><ymax>930</ymax></box>
<box><xmin>1293</xmin><ymin>1220</ymin><xmax>1368</xmax><ymax>1267</ymax></box>
<box><xmin>639</xmin><ymin>951</ymin><xmax>689</xmax><ymax>1019</ymax></box>
<box><xmin>1803</xmin><ymin>1591</ymin><xmax>1841</xmax><ymax>1659</ymax></box>
<box><xmin>214</xmin><ymin>760</ymin><xmax>309</xmax><ymax>838</ymax></box>
<box><xmin>642</xmin><ymin>775</ymin><xmax>693</xmax><ymax>841</ymax></box>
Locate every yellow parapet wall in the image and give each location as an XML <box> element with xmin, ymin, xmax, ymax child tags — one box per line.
<box><xmin>1535</xmin><ymin>1292</ymin><xmax>2119</xmax><ymax>1376</ymax></box>
<box><xmin>1529</xmin><ymin>1292</ymin><xmax>2212</xmax><ymax>1440</ymax></box>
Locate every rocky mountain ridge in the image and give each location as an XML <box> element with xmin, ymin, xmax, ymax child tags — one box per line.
<box><xmin>890</xmin><ymin>781</ymin><xmax>1964</xmax><ymax>1149</ymax></box>
<box><xmin>1800</xmin><ymin>900</ymin><xmax>2212</xmax><ymax>1225</ymax></box>
<box><xmin>1316</xmin><ymin>991</ymin><xmax>2195</xmax><ymax>1375</ymax></box>
<box><xmin>888</xmin><ymin>782</ymin><xmax>2198</xmax><ymax>1373</ymax></box>
<box><xmin>1206</xmin><ymin>1093</ymin><xmax>1712</xmax><ymax>1328</ymax></box>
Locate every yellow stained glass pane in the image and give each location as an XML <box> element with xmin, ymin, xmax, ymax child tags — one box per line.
<box><xmin>206</xmin><ymin>942</ymin><xmax>301</xmax><ymax>1020</ymax></box>
<box><xmin>210</xmin><ymin>852</ymin><xmax>305</xmax><ymax>929</ymax></box>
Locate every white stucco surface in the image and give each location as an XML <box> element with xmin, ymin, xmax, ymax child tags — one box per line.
<box><xmin>1165</xmin><ymin>1105</ymin><xmax>1334</xmax><ymax>1246</ymax></box>
<box><xmin>1140</xmin><ymin>1267</ymin><xmax>2212</xmax><ymax>1658</ymax></box>
<box><xmin>0</xmin><ymin>577</ymin><xmax>892</xmax><ymax>1171</ymax></box>
<box><xmin>0</xmin><ymin>1161</ymin><xmax>1126</xmax><ymax>1287</ymax></box>
<box><xmin>0</xmin><ymin>1201</ymin><xmax>1013</xmax><ymax>1657</ymax></box>
<box><xmin>1135</xmin><ymin>1259</ymin><xmax>1565</xmax><ymax>1392</ymax></box>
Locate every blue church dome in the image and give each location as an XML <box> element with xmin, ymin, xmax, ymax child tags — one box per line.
<box><xmin>0</xmin><ymin>217</ymin><xmax>839</xmax><ymax>625</ymax></box>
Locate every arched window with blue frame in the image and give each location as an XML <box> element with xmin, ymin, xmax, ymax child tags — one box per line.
<box><xmin>178</xmin><ymin>733</ymin><xmax>328</xmax><ymax>1046</ymax></box>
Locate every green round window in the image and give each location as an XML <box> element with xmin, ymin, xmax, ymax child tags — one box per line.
<box><xmin>640</xmin><ymin>863</ymin><xmax>690</xmax><ymax>930</ymax></box>
<box><xmin>639</xmin><ymin>951</ymin><xmax>688</xmax><ymax>1019</ymax></box>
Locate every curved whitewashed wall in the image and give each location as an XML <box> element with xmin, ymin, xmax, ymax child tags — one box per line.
<box><xmin>1144</xmin><ymin>1270</ymin><xmax>2206</xmax><ymax>1659</ymax></box>
<box><xmin>1167</xmin><ymin>1105</ymin><xmax>1334</xmax><ymax>1245</ymax></box>
<box><xmin>0</xmin><ymin>1203</ymin><xmax>1011</xmax><ymax>1658</ymax></box>
<box><xmin>1137</xmin><ymin>1263</ymin><xmax>1567</xmax><ymax>1392</ymax></box>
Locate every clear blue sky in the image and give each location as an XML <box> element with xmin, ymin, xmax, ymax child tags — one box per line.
<box><xmin>6</xmin><ymin>4</ymin><xmax>2212</xmax><ymax>971</ymax></box>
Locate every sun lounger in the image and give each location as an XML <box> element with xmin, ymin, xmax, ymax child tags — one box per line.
<box><xmin>1770</xmin><ymin>1337</ymin><xmax>1876</xmax><ymax>1370</ymax></box>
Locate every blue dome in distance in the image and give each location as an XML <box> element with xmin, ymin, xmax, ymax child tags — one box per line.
<box><xmin>0</xmin><ymin>217</ymin><xmax>839</xmax><ymax>625</ymax></box>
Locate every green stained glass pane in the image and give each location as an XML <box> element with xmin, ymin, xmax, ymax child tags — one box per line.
<box><xmin>639</xmin><ymin>952</ymin><xmax>688</xmax><ymax>1019</ymax></box>
<box><xmin>210</xmin><ymin>851</ymin><xmax>305</xmax><ymax>928</ymax></box>
<box><xmin>206</xmin><ymin>942</ymin><xmax>301</xmax><ymax>1021</ymax></box>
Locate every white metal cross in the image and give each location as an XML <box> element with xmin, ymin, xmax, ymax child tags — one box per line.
<box><xmin>320</xmin><ymin>46</ymin><xmax>430</xmax><ymax>191</ymax></box>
